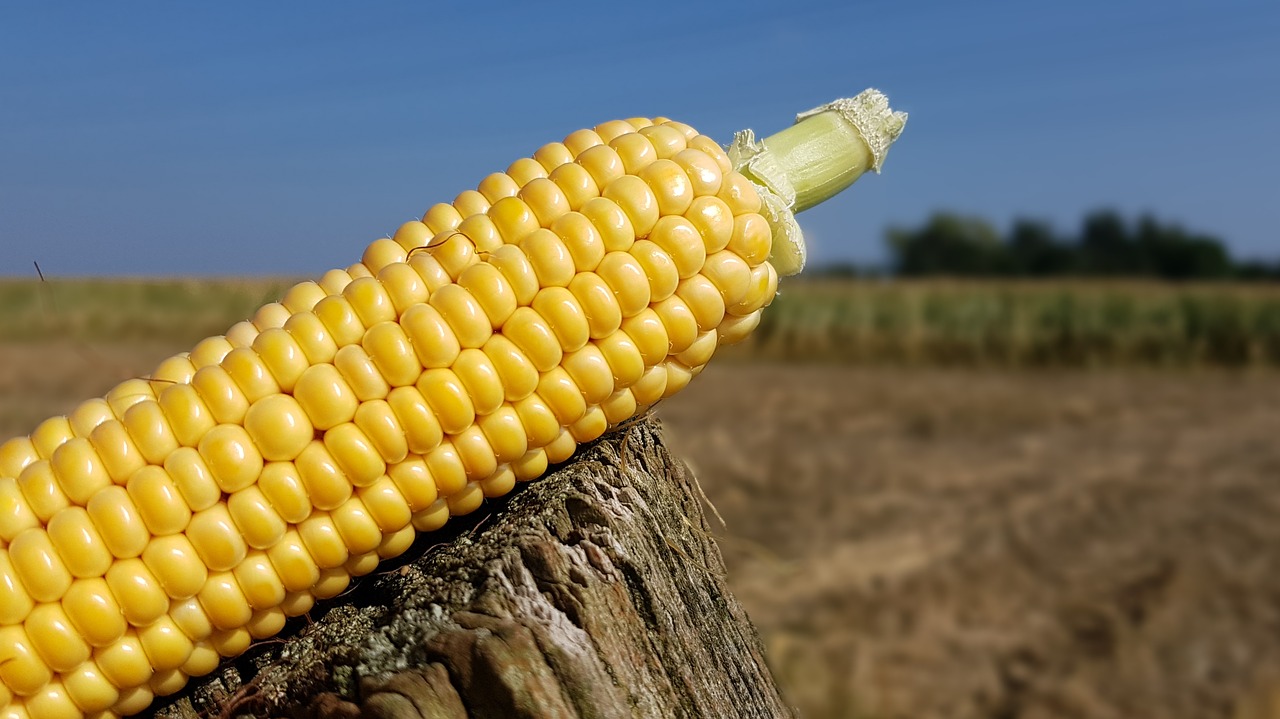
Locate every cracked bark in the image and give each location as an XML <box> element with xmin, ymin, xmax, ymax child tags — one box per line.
<box><xmin>152</xmin><ymin>419</ymin><xmax>793</xmax><ymax>719</ymax></box>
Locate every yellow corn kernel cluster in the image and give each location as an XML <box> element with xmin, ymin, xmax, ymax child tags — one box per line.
<box><xmin>0</xmin><ymin>116</ymin><xmax>776</xmax><ymax>719</ymax></box>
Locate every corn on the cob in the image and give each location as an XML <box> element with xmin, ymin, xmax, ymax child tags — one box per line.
<box><xmin>0</xmin><ymin>90</ymin><xmax>904</xmax><ymax>719</ymax></box>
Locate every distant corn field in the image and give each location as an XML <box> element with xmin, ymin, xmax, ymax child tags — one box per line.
<box><xmin>2</xmin><ymin>277</ymin><xmax>1279</xmax><ymax>367</ymax></box>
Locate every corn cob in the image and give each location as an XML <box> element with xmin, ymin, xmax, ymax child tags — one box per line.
<box><xmin>0</xmin><ymin>90</ymin><xmax>904</xmax><ymax>719</ymax></box>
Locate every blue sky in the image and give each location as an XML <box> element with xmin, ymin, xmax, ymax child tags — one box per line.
<box><xmin>1</xmin><ymin>0</ymin><xmax>1277</xmax><ymax>276</ymax></box>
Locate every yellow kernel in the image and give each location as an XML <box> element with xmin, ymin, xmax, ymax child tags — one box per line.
<box><xmin>593</xmin><ymin>119</ymin><xmax>634</xmax><ymax>143</ymax></box>
<box><xmin>675</xmin><ymin>274</ymin><xmax>727</xmax><ymax>333</ymax></box>
<box><xmin>50</xmin><ymin>436</ymin><xmax>113</xmax><ymax>506</ymax></box>
<box><xmin>548</xmin><ymin>162</ymin><xmax>600</xmax><ymax>211</ymax></box>
<box><xmin>702</xmin><ymin>250</ymin><xmax>753</xmax><ymax>307</ymax></box>
<box><xmin>476</xmin><ymin>172</ymin><xmax>520</xmax><ymax>203</ymax></box>
<box><xmin>576</xmin><ymin>144</ymin><xmax>626</xmax><ymax>190</ymax></box>
<box><xmin>521</xmin><ymin>228</ymin><xmax>577</xmax><ymax>288</ymax></box>
<box><xmin>533</xmin><ymin>141</ymin><xmax>575</xmax><ymax>172</ymax></box>
<box><xmin>551</xmin><ymin>212</ymin><xmax>606</xmax><ymax>272</ymax></box>
<box><xmin>428</xmin><ymin>232</ymin><xmax>479</xmax><ymax>279</ymax></box>
<box><xmin>121</xmin><ymin>400</ymin><xmax>179</xmax><ymax>466</ymax></box>
<box><xmin>686</xmin><ymin>195</ymin><xmax>735</xmax><ymax>254</ymax></box>
<box><xmin>267</xmin><ymin>530</ymin><xmax>320</xmax><ymax>593</ymax></box>
<box><xmin>0</xmin><ymin>479</ymin><xmax>40</xmax><ymax>543</ymax></box>
<box><xmin>453</xmin><ymin>426</ymin><xmax>498</xmax><ymax>480</ymax></box>
<box><xmin>653</xmin><ymin>295</ymin><xmax>700</xmax><ymax>354</ymax></box>
<box><xmin>182</xmin><ymin>641</ymin><xmax>221</xmax><ymax>677</ymax></box>
<box><xmin>728</xmin><ymin>212</ymin><xmax>774</xmax><ymax>267</ymax></box>
<box><xmin>621</xmin><ymin>309</ymin><xmax>671</xmax><ymax>367</ymax></box>
<box><xmin>137</xmin><ymin>616</ymin><xmax>194</xmax><ymax>672</ymax></box>
<box><xmin>312</xmin><ymin>567</ymin><xmax>351</xmax><ymax>600</ymax></box>
<box><xmin>430</xmin><ymin>284</ymin><xmax>492</xmax><ymax>349</ymax></box>
<box><xmin>601</xmin><ymin>388</ymin><xmax>639</xmax><ymax>425</ymax></box>
<box><xmin>716</xmin><ymin>172</ymin><xmax>762</xmax><ymax>220</ymax></box>
<box><xmin>511</xmin><ymin>448</ymin><xmax>549</xmax><ymax>482</ymax></box>
<box><xmin>148</xmin><ymin>354</ymin><xmax>197</xmax><ymax>394</ymax></box>
<box><xmin>358</xmin><ymin>477</ymin><xmax>412</xmax><ymax>533</ymax></box>
<box><xmin>232</xmin><ymin>551</ymin><xmax>286</xmax><ymax>610</ymax></box>
<box><xmin>191</xmin><ymin>365</ymin><xmax>249</xmax><ymax>426</ymax></box>
<box><xmin>502</xmin><ymin>307</ymin><xmax>563</xmax><ymax>373</ymax></box>
<box><xmin>411</xmin><ymin>498</ymin><xmax>450</xmax><ymax>533</ymax></box>
<box><xmin>295</xmin><ymin>440</ymin><xmax>353</xmax><ymax>511</ymax></box>
<box><xmin>487</xmin><ymin>244</ymin><xmax>541</xmax><ymax>306</ymax></box>
<box><xmin>257</xmin><ymin>461</ymin><xmax>311</xmax><ymax>524</ymax></box>
<box><xmin>0</xmin><ymin>436</ymin><xmax>40</xmax><ymax>481</ymax></box>
<box><xmin>400</xmin><ymin>303</ymin><xmax>462</xmax><ymax>370</ymax></box>
<box><xmin>595</xmin><ymin>252</ymin><xmax>651</xmax><ymax>318</ymax></box>
<box><xmin>639</xmin><ymin>124</ymin><xmax>688</xmax><ymax>160</ymax></box>
<box><xmin>244</xmin><ymin>393</ymin><xmax>314</xmax><ymax>462</ymax></box>
<box><xmin>85</xmin><ymin>485</ymin><xmax>147</xmax><ymax>559</ymax></box>
<box><xmin>602</xmin><ymin>175</ymin><xmax>659</xmax><ymax>239</ymax></box>
<box><xmin>377</xmin><ymin>524</ymin><xmax>417</xmax><ymax>560</ymax></box>
<box><xmin>458</xmin><ymin>263</ymin><xmax>517</xmax><ymax>329</ymax></box>
<box><xmin>31</xmin><ymin>416</ymin><xmax>74</xmax><ymax>460</ymax></box>
<box><xmin>354</xmin><ymin>400</ymin><xmax>409</xmax><ymax>464</ymax></box>
<box><xmin>48</xmin><ymin>506</ymin><xmax>112</xmax><ymax>578</ymax></box>
<box><xmin>64</xmin><ymin>659</ymin><xmax>120</xmax><ymax>713</ymax></box>
<box><xmin>425</xmin><ymin>443</ymin><xmax>468</xmax><ymax>497</ymax></box>
<box><xmin>198</xmin><ymin>423</ymin><xmax>263</xmax><ymax>493</ymax></box>
<box><xmin>363</xmin><ymin>321</ymin><xmax>422</xmax><ymax>388</ymax></box>
<box><xmin>187</xmin><ymin>503</ymin><xmax>248</xmax><ymax>572</ymax></box>
<box><xmin>728</xmin><ymin>261</ymin><xmax>778</xmax><ymax>316</ymax></box>
<box><xmin>87</xmin><ymin>420</ymin><xmax>145</xmax><ymax>485</ymax></box>
<box><xmin>689</xmin><ymin>134</ymin><xmax>732</xmax><ymax>173</ymax></box>
<box><xmin>417</xmin><ymin>369</ymin><xmax>476</xmax><ymax>436</ymax></box>
<box><xmin>251</xmin><ymin>302</ymin><xmax>292</xmax><ymax>332</ymax></box>
<box><xmin>446</xmin><ymin>482</ymin><xmax>485</xmax><ymax>516</ymax></box>
<box><xmin>378</xmin><ymin>261</ymin><xmax>430</xmax><ymax>314</ymax></box>
<box><xmin>345</xmin><ymin>276</ymin><xmax>397</xmax><ymax>329</ymax></box>
<box><xmin>422</xmin><ymin>202</ymin><xmax>464</xmax><ymax>235</ymax></box>
<box><xmin>388</xmin><ymin>457</ymin><xmax>438</xmax><ymax>512</ymax></box>
<box><xmin>210</xmin><ymin>628</ymin><xmax>249</xmax><ymax>663</ymax></box>
<box><xmin>513</xmin><ymin>395</ymin><xmax>561</xmax><ymax>449</ymax></box>
<box><xmin>482</xmin><ymin>335</ymin><xmax>539</xmax><ymax>403</ymax></box>
<box><xmin>532</xmin><ymin>286</ymin><xmax>590</xmax><ymax>353</ymax></box>
<box><xmin>169</xmin><ymin>598</ymin><xmax>213</xmax><ymax>642</ymax></box>
<box><xmin>480</xmin><ymin>466</ymin><xmax>516</xmax><ymax>499</ymax></box>
<box><xmin>222</xmin><ymin>347</ymin><xmax>281</xmax><ymax>404</ymax></box>
<box><xmin>453</xmin><ymin>189</ymin><xmax>491</xmax><ymax>219</ymax></box>
<box><xmin>163</xmin><ymin>447</ymin><xmax>220</xmax><ymax>512</ymax></box>
<box><xmin>629</xmin><ymin>239</ymin><xmax>680</xmax><ymax>303</ymax></box>
<box><xmin>228</xmin><ymin>485</ymin><xmax>287</xmax><ymax>550</ymax></box>
<box><xmin>362</xmin><ymin>237</ymin><xmax>408</xmax><ymax>275</ymax></box>
<box><xmin>226</xmin><ymin>322</ymin><xmax>260</xmax><ymax>350</ymax></box>
<box><xmin>506</xmin><ymin>156</ymin><xmax>548</xmax><ymax>187</ymax></box>
<box><xmin>17</xmin><ymin>460</ymin><xmax>68</xmax><ymax>522</ymax></box>
<box><xmin>141</xmin><ymin>533</ymin><xmax>207</xmax><ymax>599</ymax></box>
<box><xmin>294</xmin><ymin>363</ymin><xmax>359</xmax><ymax>431</ymax></box>
<box><xmin>151</xmin><ymin>667</ymin><xmax>189</xmax><ymax>697</ymax></box>
<box><xmin>631</xmin><ymin>365</ymin><xmax>668</xmax><ymax>407</ymax></box>
<box><xmin>580</xmin><ymin>197</ymin><xmax>636</xmax><ymax>253</ymax></box>
<box><xmin>0</xmin><ymin>550</ymin><xmax>34</xmax><ymax>624</ymax></box>
<box><xmin>569</xmin><ymin>406</ymin><xmax>608</xmax><ymax>444</ymax></box>
<box><xmin>717</xmin><ymin>308</ymin><xmax>763</xmax><ymax>345</ymax></box>
<box><xmin>477</xmin><ymin>406</ymin><xmax>528</xmax><ymax>465</ymax></box>
<box><xmin>455</xmin><ymin>213</ymin><xmax>503</xmax><ymax>253</ymax></box>
<box><xmin>332</xmin><ymin>497</ymin><xmax>383</xmax><ymax>555</ymax></box>
<box><xmin>281</xmin><ymin>590</ymin><xmax>315</xmax><ymax>617</ymax></box>
<box><xmin>0</xmin><ymin>625</ymin><xmax>53</xmax><ymax>696</ymax></box>
<box><xmin>676</xmin><ymin>329</ymin><xmax>719</xmax><ymax>368</ymax></box>
<box><xmin>318</xmin><ymin>268</ymin><xmax>355</xmax><ymax>296</ymax></box>
<box><xmin>568</xmin><ymin>273</ymin><xmax>623</xmax><ymax>340</ymax></box>
<box><xmin>609</xmin><ymin>132</ymin><xmax>657</xmax><ymax>175</ymax></box>
<box><xmin>672</xmin><ymin>148</ymin><xmax>723</xmax><ymax>197</ymax></box>
<box><xmin>563</xmin><ymin>128</ymin><xmax>603</xmax><ymax>157</ymax></box>
<box><xmin>284</xmin><ymin>311</ymin><xmax>339</xmax><ymax>365</ymax></box>
<box><xmin>638</xmin><ymin>158</ymin><xmax>694</xmax><ymax>217</ymax></box>
<box><xmin>543</xmin><ymin>430</ymin><xmax>578</xmax><ymax>465</ymax></box>
<box><xmin>662</xmin><ymin>360</ymin><xmax>695</xmax><ymax>398</ymax></box>
<box><xmin>518</xmin><ymin>177</ymin><xmax>571</xmax><ymax>228</ymax></box>
<box><xmin>281</xmin><ymin>280</ymin><xmax>327</xmax><ymax>314</ymax></box>
<box><xmin>25</xmin><ymin>679</ymin><xmax>80</xmax><ymax>718</ymax></box>
<box><xmin>298</xmin><ymin>513</ymin><xmax>350</xmax><ymax>569</ymax></box>
<box><xmin>563</xmin><ymin>345</ymin><xmax>615</xmax><ymax>405</ymax></box>
<box><xmin>197</xmin><ymin>572</ymin><xmax>252</xmax><ymax>631</ymax></box>
<box><xmin>9</xmin><ymin>529</ymin><xmax>72</xmax><ymax>603</ymax></box>
<box><xmin>536</xmin><ymin>368</ymin><xmax>587</xmax><ymax>425</ymax></box>
<box><xmin>386</xmin><ymin>387</ymin><xmax>444</xmax><ymax>455</ymax></box>
<box><xmin>453</xmin><ymin>348</ymin><xmax>504</xmax><ymax>417</ymax></box>
<box><xmin>247</xmin><ymin>607</ymin><xmax>288</xmax><ymax>640</ymax></box>
<box><xmin>314</xmin><ymin>295</ymin><xmax>366</xmax><ymax>348</ymax></box>
<box><xmin>393</xmin><ymin>220</ymin><xmax>433</xmax><ymax>252</ymax></box>
<box><xmin>649</xmin><ymin>216</ymin><xmax>706</xmax><ymax>280</ymax></box>
<box><xmin>324</xmin><ymin>422</ymin><xmax>386</xmax><ymax>487</ymax></box>
<box><xmin>596</xmin><ymin>332</ymin><xmax>646</xmax><ymax>388</ymax></box>
<box><xmin>104</xmin><ymin>558</ymin><xmax>168</xmax><ymax>626</ymax></box>
<box><xmin>188</xmin><ymin>336</ymin><xmax>234</xmax><ymax>369</ymax></box>
<box><xmin>61</xmin><ymin>578</ymin><xmax>125</xmax><ymax>647</ymax></box>
<box><xmin>68</xmin><ymin>399</ymin><xmax>114</xmax><ymax>439</ymax></box>
<box><xmin>334</xmin><ymin>343</ymin><xmax>391</xmax><ymax>401</ymax></box>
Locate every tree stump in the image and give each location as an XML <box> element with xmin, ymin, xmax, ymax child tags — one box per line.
<box><xmin>151</xmin><ymin>418</ymin><xmax>793</xmax><ymax>719</ymax></box>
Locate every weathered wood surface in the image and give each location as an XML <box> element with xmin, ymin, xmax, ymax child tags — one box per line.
<box><xmin>153</xmin><ymin>419</ymin><xmax>793</xmax><ymax>719</ymax></box>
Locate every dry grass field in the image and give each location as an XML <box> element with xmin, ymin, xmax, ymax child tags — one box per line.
<box><xmin>4</xmin><ymin>278</ymin><xmax>1280</xmax><ymax>718</ymax></box>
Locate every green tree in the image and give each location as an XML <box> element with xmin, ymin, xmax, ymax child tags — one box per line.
<box><xmin>888</xmin><ymin>213</ymin><xmax>1007</xmax><ymax>276</ymax></box>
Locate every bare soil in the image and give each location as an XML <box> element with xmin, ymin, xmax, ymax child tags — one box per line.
<box><xmin>4</xmin><ymin>343</ymin><xmax>1280</xmax><ymax>719</ymax></box>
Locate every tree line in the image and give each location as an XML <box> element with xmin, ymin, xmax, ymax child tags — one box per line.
<box><xmin>822</xmin><ymin>210</ymin><xmax>1278</xmax><ymax>280</ymax></box>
